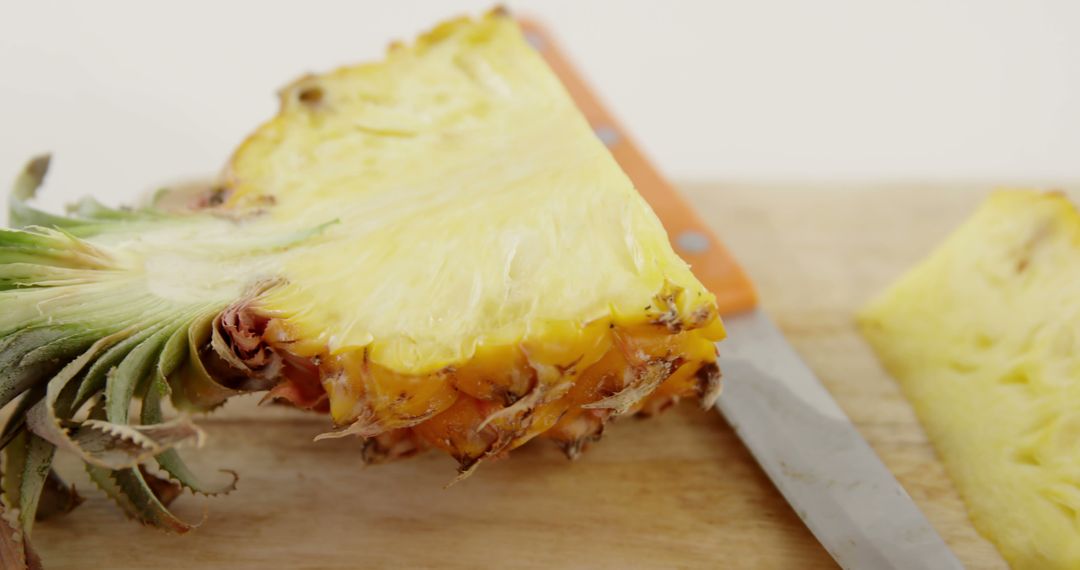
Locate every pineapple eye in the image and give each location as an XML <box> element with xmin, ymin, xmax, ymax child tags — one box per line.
<box><xmin>297</xmin><ymin>86</ymin><xmax>324</xmax><ymax>106</ymax></box>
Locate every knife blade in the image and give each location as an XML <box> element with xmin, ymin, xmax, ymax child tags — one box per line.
<box><xmin>519</xmin><ymin>17</ymin><xmax>964</xmax><ymax>569</ymax></box>
<box><xmin>718</xmin><ymin>310</ymin><xmax>963</xmax><ymax>569</ymax></box>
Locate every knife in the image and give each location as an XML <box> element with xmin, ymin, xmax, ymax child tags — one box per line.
<box><xmin>520</xmin><ymin>19</ymin><xmax>964</xmax><ymax>570</ymax></box>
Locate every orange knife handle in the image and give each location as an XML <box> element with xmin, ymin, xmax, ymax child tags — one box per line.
<box><xmin>519</xmin><ymin>20</ymin><xmax>758</xmax><ymax>315</ymax></box>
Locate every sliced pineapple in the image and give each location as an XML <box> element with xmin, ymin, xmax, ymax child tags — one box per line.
<box><xmin>0</xmin><ymin>9</ymin><xmax>724</xmax><ymax>538</ymax></box>
<box><xmin>859</xmin><ymin>191</ymin><xmax>1080</xmax><ymax>570</ymax></box>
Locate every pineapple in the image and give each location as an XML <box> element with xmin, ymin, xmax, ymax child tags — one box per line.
<box><xmin>0</xmin><ymin>8</ymin><xmax>724</xmax><ymax>549</ymax></box>
<box><xmin>859</xmin><ymin>191</ymin><xmax>1080</xmax><ymax>569</ymax></box>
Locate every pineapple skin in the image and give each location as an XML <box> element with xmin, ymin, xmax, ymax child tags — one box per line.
<box><xmin>859</xmin><ymin>191</ymin><xmax>1080</xmax><ymax>569</ymax></box>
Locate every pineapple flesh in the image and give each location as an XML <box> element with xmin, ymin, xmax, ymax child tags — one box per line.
<box><xmin>0</xmin><ymin>10</ymin><xmax>724</xmax><ymax>540</ymax></box>
<box><xmin>859</xmin><ymin>191</ymin><xmax>1080</xmax><ymax>569</ymax></box>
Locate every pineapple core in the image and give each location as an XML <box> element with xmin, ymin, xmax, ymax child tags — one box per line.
<box><xmin>860</xmin><ymin>191</ymin><xmax>1080</xmax><ymax>570</ymax></box>
<box><xmin>0</xmin><ymin>10</ymin><xmax>723</xmax><ymax>533</ymax></box>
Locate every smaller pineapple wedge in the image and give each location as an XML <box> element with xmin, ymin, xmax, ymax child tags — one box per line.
<box><xmin>859</xmin><ymin>191</ymin><xmax>1080</xmax><ymax>570</ymax></box>
<box><xmin>0</xmin><ymin>7</ymin><xmax>725</xmax><ymax>555</ymax></box>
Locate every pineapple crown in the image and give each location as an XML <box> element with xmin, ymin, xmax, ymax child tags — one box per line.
<box><xmin>0</xmin><ymin>156</ymin><xmax>311</xmax><ymax>545</ymax></box>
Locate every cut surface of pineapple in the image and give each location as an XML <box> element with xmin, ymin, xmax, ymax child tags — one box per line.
<box><xmin>231</xmin><ymin>17</ymin><xmax>714</xmax><ymax>374</ymax></box>
<box><xmin>859</xmin><ymin>191</ymin><xmax>1080</xmax><ymax>570</ymax></box>
<box><xmin>0</xmin><ymin>10</ymin><xmax>723</xmax><ymax>537</ymax></box>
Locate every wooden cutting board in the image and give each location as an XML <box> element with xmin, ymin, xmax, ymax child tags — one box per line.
<box><xmin>30</xmin><ymin>181</ymin><xmax>1043</xmax><ymax>569</ymax></box>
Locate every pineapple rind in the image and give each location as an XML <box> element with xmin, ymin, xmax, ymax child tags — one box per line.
<box><xmin>859</xmin><ymin>191</ymin><xmax>1080</xmax><ymax>570</ymax></box>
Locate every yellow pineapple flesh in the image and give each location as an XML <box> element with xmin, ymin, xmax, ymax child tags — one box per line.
<box><xmin>221</xmin><ymin>12</ymin><xmax>725</xmax><ymax>468</ymax></box>
<box><xmin>859</xmin><ymin>191</ymin><xmax>1080</xmax><ymax>569</ymax></box>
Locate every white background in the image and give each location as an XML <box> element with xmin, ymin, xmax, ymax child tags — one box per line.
<box><xmin>1</xmin><ymin>0</ymin><xmax>1079</xmax><ymax>211</ymax></box>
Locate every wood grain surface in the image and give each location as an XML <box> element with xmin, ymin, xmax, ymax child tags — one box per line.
<box><xmin>30</xmin><ymin>183</ymin><xmax>1038</xmax><ymax>569</ymax></box>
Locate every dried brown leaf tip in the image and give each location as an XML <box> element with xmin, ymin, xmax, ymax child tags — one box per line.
<box><xmin>0</xmin><ymin>503</ymin><xmax>41</xmax><ymax>570</ymax></box>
